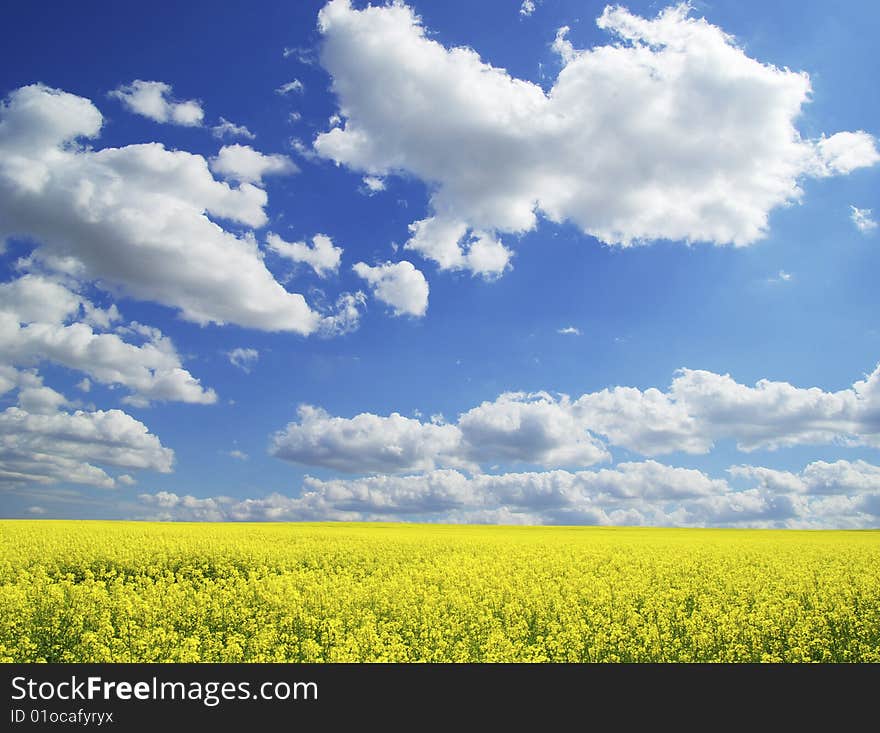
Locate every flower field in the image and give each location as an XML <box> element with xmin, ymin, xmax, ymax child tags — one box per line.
<box><xmin>1</xmin><ymin>520</ymin><xmax>878</xmax><ymax>662</ymax></box>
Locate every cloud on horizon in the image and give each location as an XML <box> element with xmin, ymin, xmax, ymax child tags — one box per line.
<box><xmin>138</xmin><ymin>457</ymin><xmax>880</xmax><ymax>528</ymax></box>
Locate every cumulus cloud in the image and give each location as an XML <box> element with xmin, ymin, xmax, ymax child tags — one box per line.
<box><xmin>271</xmin><ymin>391</ymin><xmax>609</xmax><ymax>474</ymax></box>
<box><xmin>210</xmin><ymin>144</ymin><xmax>297</xmax><ymax>184</ymax></box>
<box><xmin>850</xmin><ymin>205</ymin><xmax>877</xmax><ymax>233</ymax></box>
<box><xmin>138</xmin><ymin>489</ymin><xmax>367</xmax><ymax>522</ymax></box>
<box><xmin>109</xmin><ymin>80</ymin><xmax>204</xmax><ymax>126</ymax></box>
<box><xmin>404</xmin><ymin>217</ymin><xmax>513</xmax><ymax>279</ymax></box>
<box><xmin>227</xmin><ymin>347</ymin><xmax>259</xmax><ymax>373</ymax></box>
<box><xmin>0</xmin><ymin>273</ymin><xmax>81</xmax><ymax>324</ymax></box>
<box><xmin>144</xmin><ymin>462</ymin><xmax>717</xmax><ymax>522</ymax></box>
<box><xmin>520</xmin><ymin>1</ymin><xmax>537</xmax><ymax>17</ymax></box>
<box><xmin>0</xmin><ymin>371</ymin><xmax>174</xmax><ymax>489</ymax></box>
<box><xmin>138</xmin><ymin>491</ymin><xmax>235</xmax><ymax>522</ymax></box>
<box><xmin>557</xmin><ymin>326</ymin><xmax>581</xmax><ymax>335</ymax></box>
<box><xmin>270</xmin><ymin>405</ymin><xmax>466</xmax><ymax>474</ymax></box>
<box><xmin>814</xmin><ymin>132</ymin><xmax>880</xmax><ymax>175</ymax></box>
<box><xmin>353</xmin><ymin>260</ymin><xmax>429</xmax><ymax>317</ymax></box>
<box><xmin>267</xmin><ymin>395</ymin><xmax>604</xmax><ymax>476</ymax></box>
<box><xmin>458</xmin><ymin>392</ymin><xmax>610</xmax><ymax>468</ymax></box>
<box><xmin>730</xmin><ymin>459</ymin><xmax>880</xmax><ymax>496</ymax></box>
<box><xmin>267</xmin><ymin>233</ymin><xmax>342</xmax><ymax>278</ymax></box>
<box><xmin>0</xmin><ymin>275</ymin><xmax>215</xmax><ymax>405</ymax></box>
<box><xmin>211</xmin><ymin>117</ymin><xmax>256</xmax><ymax>140</ymax></box>
<box><xmin>0</xmin><ymin>84</ymin><xmax>326</xmax><ymax>333</ymax></box>
<box><xmin>137</xmin><ymin>458</ymin><xmax>880</xmax><ymax>528</ymax></box>
<box><xmin>361</xmin><ymin>175</ymin><xmax>385</xmax><ymax>193</ymax></box>
<box><xmin>314</xmin><ymin>1</ymin><xmax>878</xmax><ymax>276</ymax></box>
<box><xmin>582</xmin><ymin>365</ymin><xmax>880</xmax><ymax>454</ymax></box>
<box><xmin>270</xmin><ymin>360</ymin><xmax>880</xmax><ymax>476</ymax></box>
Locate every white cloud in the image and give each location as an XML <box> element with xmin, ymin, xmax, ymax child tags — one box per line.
<box><xmin>210</xmin><ymin>144</ymin><xmax>297</xmax><ymax>184</ymax></box>
<box><xmin>227</xmin><ymin>347</ymin><xmax>259</xmax><ymax>373</ymax></box>
<box><xmin>0</xmin><ymin>366</ymin><xmax>18</xmax><ymax>395</ymax></box>
<box><xmin>0</xmin><ymin>273</ymin><xmax>81</xmax><ymax>323</ymax></box>
<box><xmin>314</xmin><ymin>1</ymin><xmax>878</xmax><ymax>277</ymax></box>
<box><xmin>552</xmin><ymin>26</ymin><xmax>577</xmax><ymax>65</ymax></box>
<box><xmin>109</xmin><ymin>80</ymin><xmax>204</xmax><ymax>126</ymax></box>
<box><xmin>83</xmin><ymin>300</ymin><xmax>121</xmax><ymax>329</ymax></box>
<box><xmin>814</xmin><ymin>132</ymin><xmax>880</xmax><ymax>175</ymax></box>
<box><xmin>270</xmin><ymin>360</ymin><xmax>880</xmax><ymax>476</ymax></box>
<box><xmin>850</xmin><ymin>205</ymin><xmax>877</xmax><ymax>233</ymax></box>
<box><xmin>137</xmin><ymin>458</ymin><xmax>880</xmax><ymax>528</ymax></box>
<box><xmin>283</xmin><ymin>47</ymin><xmax>316</xmax><ymax>65</ymax></box>
<box><xmin>458</xmin><ymin>392</ymin><xmax>610</xmax><ymax>468</ymax></box>
<box><xmin>353</xmin><ymin>260</ymin><xmax>429</xmax><ymax>317</ymax></box>
<box><xmin>0</xmin><ymin>275</ymin><xmax>215</xmax><ymax>405</ymax></box>
<box><xmin>228</xmin><ymin>449</ymin><xmax>249</xmax><ymax>461</ymax></box>
<box><xmin>270</xmin><ymin>405</ymin><xmax>466</xmax><ymax>474</ymax></box>
<box><xmin>138</xmin><ymin>490</ymin><xmax>367</xmax><ymax>523</ymax></box>
<box><xmin>300</xmin><ymin>470</ymin><xmax>483</xmax><ymax>515</ymax></box>
<box><xmin>520</xmin><ymin>1</ymin><xmax>537</xmax><ymax>17</ymax></box>
<box><xmin>271</xmin><ymin>391</ymin><xmax>609</xmax><ymax>475</ymax></box>
<box><xmin>404</xmin><ymin>217</ymin><xmax>513</xmax><ymax>279</ymax></box>
<box><xmin>557</xmin><ymin>326</ymin><xmax>581</xmax><ymax>335</ymax></box>
<box><xmin>361</xmin><ymin>175</ymin><xmax>385</xmax><ymax>193</ymax></box>
<box><xmin>317</xmin><ymin>291</ymin><xmax>366</xmax><ymax>337</ymax></box>
<box><xmin>456</xmin><ymin>384</ymin><xmax>704</xmax><ymax>459</ymax></box>
<box><xmin>267</xmin><ymin>233</ymin><xmax>342</xmax><ymax>278</ymax></box>
<box><xmin>727</xmin><ymin>465</ymin><xmax>808</xmax><ymax>495</ymax></box>
<box><xmin>0</xmin><ymin>84</ymin><xmax>326</xmax><ymax>334</ymax></box>
<box><xmin>17</xmin><ymin>383</ymin><xmax>68</xmax><ymax>414</ymax></box>
<box><xmin>211</xmin><ymin>117</ymin><xmax>256</xmax><ymax>140</ymax></box>
<box><xmin>0</xmin><ymin>372</ymin><xmax>174</xmax><ymax>489</ymax></box>
<box><xmin>276</xmin><ymin>80</ymin><xmax>305</xmax><ymax>95</ymax></box>
<box><xmin>730</xmin><ymin>459</ymin><xmax>880</xmax><ymax>496</ymax></box>
<box><xmin>289</xmin><ymin>137</ymin><xmax>321</xmax><ymax>162</ymax></box>
<box><xmin>138</xmin><ymin>491</ymin><xmax>233</xmax><ymax>522</ymax></box>
<box><xmin>573</xmin><ymin>364</ymin><xmax>880</xmax><ymax>454</ymax></box>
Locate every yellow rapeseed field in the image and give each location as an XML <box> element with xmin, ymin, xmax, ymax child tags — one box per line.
<box><xmin>1</xmin><ymin>520</ymin><xmax>878</xmax><ymax>663</ymax></box>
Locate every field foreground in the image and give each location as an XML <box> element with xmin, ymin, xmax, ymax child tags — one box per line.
<box><xmin>1</xmin><ymin>521</ymin><xmax>878</xmax><ymax>663</ymax></box>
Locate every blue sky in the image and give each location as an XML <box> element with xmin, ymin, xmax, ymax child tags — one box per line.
<box><xmin>1</xmin><ymin>0</ymin><xmax>879</xmax><ymax>526</ymax></box>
